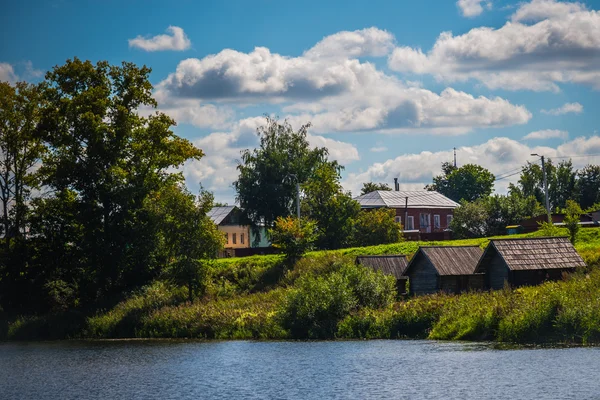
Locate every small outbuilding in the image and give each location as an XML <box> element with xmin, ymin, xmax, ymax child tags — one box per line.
<box><xmin>475</xmin><ymin>237</ymin><xmax>586</xmax><ymax>290</ymax></box>
<box><xmin>356</xmin><ymin>255</ymin><xmax>409</xmax><ymax>294</ymax></box>
<box><xmin>404</xmin><ymin>246</ymin><xmax>484</xmax><ymax>295</ymax></box>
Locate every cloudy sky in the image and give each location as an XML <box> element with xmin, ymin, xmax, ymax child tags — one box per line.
<box><xmin>2</xmin><ymin>0</ymin><xmax>600</xmax><ymax>202</ymax></box>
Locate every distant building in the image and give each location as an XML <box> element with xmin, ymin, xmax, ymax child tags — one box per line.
<box><xmin>404</xmin><ymin>246</ymin><xmax>484</xmax><ymax>295</ymax></box>
<box><xmin>519</xmin><ymin>213</ymin><xmax>598</xmax><ymax>233</ymax></box>
<box><xmin>207</xmin><ymin>206</ymin><xmax>272</xmax><ymax>257</ymax></box>
<box><xmin>356</xmin><ymin>255</ymin><xmax>409</xmax><ymax>294</ymax></box>
<box><xmin>353</xmin><ymin>190</ymin><xmax>459</xmax><ymax>235</ymax></box>
<box><xmin>207</xmin><ymin>206</ymin><xmax>250</xmax><ymax>254</ymax></box>
<box><xmin>475</xmin><ymin>237</ymin><xmax>586</xmax><ymax>289</ymax></box>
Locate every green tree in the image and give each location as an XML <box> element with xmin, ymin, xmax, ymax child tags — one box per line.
<box><xmin>234</xmin><ymin>117</ymin><xmax>335</xmax><ymax>229</ymax></box>
<box><xmin>351</xmin><ymin>208</ymin><xmax>402</xmax><ymax>246</ymax></box>
<box><xmin>36</xmin><ymin>58</ymin><xmax>203</xmax><ymax>301</ymax></box>
<box><xmin>268</xmin><ymin>216</ymin><xmax>319</xmax><ymax>262</ymax></box>
<box><xmin>147</xmin><ymin>185</ymin><xmax>224</xmax><ymax>302</ymax></box>
<box><xmin>564</xmin><ymin>199</ymin><xmax>583</xmax><ymax>244</ymax></box>
<box><xmin>550</xmin><ymin>160</ymin><xmax>578</xmax><ymax>210</ymax></box>
<box><xmin>449</xmin><ymin>199</ymin><xmax>489</xmax><ymax>238</ymax></box>
<box><xmin>426</xmin><ymin>162</ymin><xmax>494</xmax><ymax>202</ymax></box>
<box><xmin>360</xmin><ymin>182</ymin><xmax>392</xmax><ymax>195</ymax></box>
<box><xmin>0</xmin><ymin>81</ymin><xmax>45</xmax><ymax>244</ymax></box>
<box><xmin>302</xmin><ymin>164</ymin><xmax>360</xmax><ymax>250</ymax></box>
<box><xmin>578</xmin><ymin>165</ymin><xmax>600</xmax><ymax>210</ymax></box>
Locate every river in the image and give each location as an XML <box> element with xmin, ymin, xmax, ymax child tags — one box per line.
<box><xmin>1</xmin><ymin>340</ymin><xmax>599</xmax><ymax>399</ymax></box>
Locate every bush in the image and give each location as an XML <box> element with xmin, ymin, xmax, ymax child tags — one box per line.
<box><xmin>269</xmin><ymin>216</ymin><xmax>319</xmax><ymax>261</ymax></box>
<box><xmin>280</xmin><ymin>262</ymin><xmax>396</xmax><ymax>339</ymax></box>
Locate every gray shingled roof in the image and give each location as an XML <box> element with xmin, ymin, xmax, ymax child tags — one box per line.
<box><xmin>477</xmin><ymin>237</ymin><xmax>586</xmax><ymax>271</ymax></box>
<box><xmin>207</xmin><ymin>206</ymin><xmax>235</xmax><ymax>225</ymax></box>
<box><xmin>354</xmin><ymin>190</ymin><xmax>460</xmax><ymax>209</ymax></box>
<box><xmin>356</xmin><ymin>255</ymin><xmax>409</xmax><ymax>279</ymax></box>
<box><xmin>406</xmin><ymin>246</ymin><xmax>483</xmax><ymax>276</ymax></box>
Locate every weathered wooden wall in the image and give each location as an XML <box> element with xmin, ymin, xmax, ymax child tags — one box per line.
<box><xmin>486</xmin><ymin>255</ymin><xmax>510</xmax><ymax>290</ymax></box>
<box><xmin>408</xmin><ymin>257</ymin><xmax>439</xmax><ymax>295</ymax></box>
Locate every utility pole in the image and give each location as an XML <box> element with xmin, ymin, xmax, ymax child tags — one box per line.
<box><xmin>453</xmin><ymin>147</ymin><xmax>457</xmax><ymax>168</ymax></box>
<box><xmin>296</xmin><ymin>181</ymin><xmax>300</xmax><ymax>220</ymax></box>
<box><xmin>531</xmin><ymin>153</ymin><xmax>551</xmax><ymax>223</ymax></box>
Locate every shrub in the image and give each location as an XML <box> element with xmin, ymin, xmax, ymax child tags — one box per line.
<box><xmin>280</xmin><ymin>261</ymin><xmax>396</xmax><ymax>339</ymax></box>
<box><xmin>269</xmin><ymin>216</ymin><xmax>319</xmax><ymax>262</ymax></box>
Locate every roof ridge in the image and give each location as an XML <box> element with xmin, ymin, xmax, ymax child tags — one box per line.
<box><xmin>420</xmin><ymin>245</ymin><xmax>482</xmax><ymax>248</ymax></box>
<box><xmin>491</xmin><ymin>236</ymin><xmax>569</xmax><ymax>241</ymax></box>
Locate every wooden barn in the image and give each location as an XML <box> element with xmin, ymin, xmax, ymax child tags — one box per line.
<box><xmin>404</xmin><ymin>246</ymin><xmax>484</xmax><ymax>295</ymax></box>
<box><xmin>475</xmin><ymin>237</ymin><xmax>586</xmax><ymax>290</ymax></box>
<box><xmin>356</xmin><ymin>255</ymin><xmax>409</xmax><ymax>294</ymax></box>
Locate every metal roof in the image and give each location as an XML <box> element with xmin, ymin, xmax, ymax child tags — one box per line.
<box><xmin>356</xmin><ymin>255</ymin><xmax>409</xmax><ymax>279</ymax></box>
<box><xmin>476</xmin><ymin>237</ymin><xmax>587</xmax><ymax>272</ymax></box>
<box><xmin>353</xmin><ymin>190</ymin><xmax>460</xmax><ymax>209</ymax></box>
<box><xmin>207</xmin><ymin>206</ymin><xmax>236</xmax><ymax>225</ymax></box>
<box><xmin>406</xmin><ymin>246</ymin><xmax>483</xmax><ymax>276</ymax></box>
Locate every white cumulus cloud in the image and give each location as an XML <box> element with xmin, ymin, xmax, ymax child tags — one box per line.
<box><xmin>156</xmin><ymin>27</ymin><xmax>531</xmax><ymax>134</ymax></box>
<box><xmin>523</xmin><ymin>129</ymin><xmax>569</xmax><ymax>140</ymax></box>
<box><xmin>541</xmin><ymin>102</ymin><xmax>584</xmax><ymax>115</ymax></box>
<box><xmin>389</xmin><ymin>0</ymin><xmax>600</xmax><ymax>91</ymax></box>
<box><xmin>457</xmin><ymin>0</ymin><xmax>492</xmax><ymax>17</ymax></box>
<box><xmin>0</xmin><ymin>63</ymin><xmax>18</xmax><ymax>83</ymax></box>
<box><xmin>129</xmin><ymin>26</ymin><xmax>191</xmax><ymax>52</ymax></box>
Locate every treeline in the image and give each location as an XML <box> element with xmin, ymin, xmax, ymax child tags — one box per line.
<box><xmin>0</xmin><ymin>59</ymin><xmax>224</xmax><ymax>315</ymax></box>
<box><xmin>423</xmin><ymin>161</ymin><xmax>600</xmax><ymax>239</ymax></box>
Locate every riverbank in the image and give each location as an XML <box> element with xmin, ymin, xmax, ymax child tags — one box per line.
<box><xmin>3</xmin><ymin>229</ymin><xmax>600</xmax><ymax>343</ymax></box>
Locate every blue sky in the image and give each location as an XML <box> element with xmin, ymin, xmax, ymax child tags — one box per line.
<box><xmin>2</xmin><ymin>0</ymin><xmax>600</xmax><ymax>203</ymax></box>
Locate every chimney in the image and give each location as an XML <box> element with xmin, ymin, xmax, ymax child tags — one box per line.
<box><xmin>393</xmin><ymin>178</ymin><xmax>399</xmax><ymax>191</ymax></box>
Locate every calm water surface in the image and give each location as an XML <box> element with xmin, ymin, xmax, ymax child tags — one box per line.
<box><xmin>1</xmin><ymin>340</ymin><xmax>600</xmax><ymax>399</ymax></box>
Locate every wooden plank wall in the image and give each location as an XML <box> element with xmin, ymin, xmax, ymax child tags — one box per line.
<box><xmin>408</xmin><ymin>258</ymin><xmax>439</xmax><ymax>295</ymax></box>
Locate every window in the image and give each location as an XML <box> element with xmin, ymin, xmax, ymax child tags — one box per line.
<box><xmin>224</xmin><ymin>233</ymin><xmax>228</xmax><ymax>244</ymax></box>
<box><xmin>241</xmin><ymin>233</ymin><xmax>245</xmax><ymax>244</ymax></box>
<box><xmin>395</xmin><ymin>216</ymin><xmax>402</xmax><ymax>224</ymax></box>
<box><xmin>233</xmin><ymin>233</ymin><xmax>237</xmax><ymax>244</ymax></box>
<box><xmin>420</xmin><ymin>213</ymin><xmax>429</xmax><ymax>228</ymax></box>
<box><xmin>447</xmin><ymin>215</ymin><xmax>453</xmax><ymax>227</ymax></box>
<box><xmin>434</xmin><ymin>215</ymin><xmax>440</xmax><ymax>229</ymax></box>
<box><xmin>406</xmin><ymin>216</ymin><xmax>414</xmax><ymax>230</ymax></box>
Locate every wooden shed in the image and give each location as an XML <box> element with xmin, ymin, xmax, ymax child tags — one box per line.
<box><xmin>404</xmin><ymin>246</ymin><xmax>484</xmax><ymax>295</ymax></box>
<box><xmin>356</xmin><ymin>255</ymin><xmax>409</xmax><ymax>294</ymax></box>
<box><xmin>475</xmin><ymin>237</ymin><xmax>586</xmax><ymax>290</ymax></box>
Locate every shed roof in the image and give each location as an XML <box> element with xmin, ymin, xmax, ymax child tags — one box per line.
<box><xmin>476</xmin><ymin>237</ymin><xmax>586</xmax><ymax>272</ymax></box>
<box><xmin>406</xmin><ymin>246</ymin><xmax>483</xmax><ymax>276</ymax></box>
<box><xmin>356</xmin><ymin>255</ymin><xmax>408</xmax><ymax>280</ymax></box>
<box><xmin>353</xmin><ymin>190</ymin><xmax>459</xmax><ymax>209</ymax></box>
<box><xmin>207</xmin><ymin>206</ymin><xmax>236</xmax><ymax>225</ymax></box>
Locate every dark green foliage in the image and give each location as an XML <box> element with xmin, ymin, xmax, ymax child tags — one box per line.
<box><xmin>426</xmin><ymin>162</ymin><xmax>494</xmax><ymax>202</ymax></box>
<box><xmin>280</xmin><ymin>262</ymin><xmax>395</xmax><ymax>339</ymax></box>
<box><xmin>234</xmin><ymin>117</ymin><xmax>335</xmax><ymax>228</ymax></box>
<box><xmin>360</xmin><ymin>182</ymin><xmax>392</xmax><ymax>195</ymax></box>
<box><xmin>578</xmin><ymin>165</ymin><xmax>600</xmax><ymax>210</ymax></box>
<box><xmin>302</xmin><ymin>164</ymin><xmax>360</xmax><ymax>249</ymax></box>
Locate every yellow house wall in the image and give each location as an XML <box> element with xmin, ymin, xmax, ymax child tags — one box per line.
<box><xmin>218</xmin><ymin>225</ymin><xmax>250</xmax><ymax>249</ymax></box>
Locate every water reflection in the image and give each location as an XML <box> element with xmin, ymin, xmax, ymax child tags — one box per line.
<box><xmin>1</xmin><ymin>340</ymin><xmax>599</xmax><ymax>399</ymax></box>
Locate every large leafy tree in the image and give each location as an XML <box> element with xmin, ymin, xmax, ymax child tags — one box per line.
<box><xmin>550</xmin><ymin>160</ymin><xmax>577</xmax><ymax>210</ymax></box>
<box><xmin>426</xmin><ymin>162</ymin><xmax>494</xmax><ymax>202</ymax></box>
<box><xmin>302</xmin><ymin>164</ymin><xmax>360</xmax><ymax>250</ymax></box>
<box><xmin>0</xmin><ymin>82</ymin><xmax>45</xmax><ymax>244</ymax></box>
<box><xmin>578</xmin><ymin>165</ymin><xmax>600</xmax><ymax>210</ymax></box>
<box><xmin>360</xmin><ymin>182</ymin><xmax>392</xmax><ymax>195</ymax></box>
<box><xmin>234</xmin><ymin>117</ymin><xmax>335</xmax><ymax>228</ymax></box>
<box><xmin>35</xmin><ymin>58</ymin><xmax>203</xmax><ymax>300</ymax></box>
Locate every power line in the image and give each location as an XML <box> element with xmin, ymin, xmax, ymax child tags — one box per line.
<box><xmin>494</xmin><ymin>170</ymin><xmax>522</xmax><ymax>181</ymax></box>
